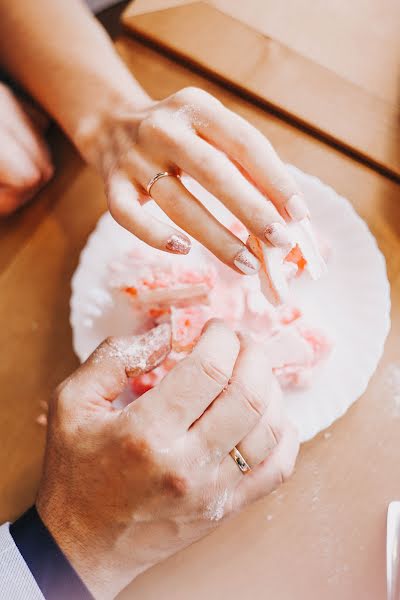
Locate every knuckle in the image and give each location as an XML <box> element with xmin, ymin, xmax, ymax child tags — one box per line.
<box><xmin>196</xmin><ymin>356</ymin><xmax>230</xmax><ymax>388</ymax></box>
<box><xmin>21</xmin><ymin>167</ymin><xmax>42</xmax><ymax>190</ymax></box>
<box><xmin>51</xmin><ymin>380</ymin><xmax>76</xmax><ymax>423</ymax></box>
<box><xmin>196</xmin><ymin>149</ymin><xmax>231</xmax><ymax>186</ymax></box>
<box><xmin>230</xmin><ymin>380</ymin><xmax>266</xmax><ymax>419</ymax></box>
<box><xmin>228</xmin><ymin>115</ymin><xmax>252</xmax><ymax>151</ymax></box>
<box><xmin>279</xmin><ymin>461</ymin><xmax>294</xmax><ymax>485</ymax></box>
<box><xmin>54</xmin><ymin>381</ymin><xmax>72</xmax><ymax>408</ymax></box>
<box><xmin>41</xmin><ymin>161</ymin><xmax>54</xmax><ymax>183</ymax></box>
<box><xmin>166</xmin><ymin>398</ymin><xmax>190</xmax><ymax>425</ymax></box>
<box><xmin>175</xmin><ymin>86</ymin><xmax>209</xmax><ymax>105</ymax></box>
<box><xmin>174</xmin><ymin>86</ymin><xmax>222</xmax><ymax>112</ymax></box>
<box><xmin>278</xmin><ymin>427</ymin><xmax>299</xmax><ymax>484</ymax></box>
<box><xmin>106</xmin><ymin>189</ymin><xmax>118</xmax><ymax>217</ymax></box>
<box><xmin>265</xmin><ymin>421</ymin><xmax>280</xmax><ymax>448</ymax></box>
<box><xmin>137</xmin><ymin>111</ymin><xmax>172</xmax><ymax>144</ymax></box>
<box><xmin>105</xmin><ymin>178</ymin><xmax>125</xmax><ymax>218</ymax></box>
<box><xmin>196</xmin><ymin>148</ymin><xmax>215</xmax><ymax>172</ymax></box>
<box><xmin>161</xmin><ymin>470</ymin><xmax>190</xmax><ymax>498</ymax></box>
<box><xmin>0</xmin><ymin>191</ymin><xmax>21</xmax><ymax>215</ymax></box>
<box><xmin>121</xmin><ymin>432</ymin><xmax>152</xmax><ymax>462</ymax></box>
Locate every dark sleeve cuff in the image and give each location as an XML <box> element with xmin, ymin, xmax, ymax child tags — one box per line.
<box><xmin>9</xmin><ymin>506</ymin><xmax>93</xmax><ymax>600</ymax></box>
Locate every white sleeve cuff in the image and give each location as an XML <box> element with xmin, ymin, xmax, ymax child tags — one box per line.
<box><xmin>0</xmin><ymin>522</ymin><xmax>44</xmax><ymax>600</ymax></box>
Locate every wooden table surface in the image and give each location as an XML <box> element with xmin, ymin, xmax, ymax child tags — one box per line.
<box><xmin>1</xmin><ymin>3</ymin><xmax>399</xmax><ymax>599</ymax></box>
<box><xmin>129</xmin><ymin>0</ymin><xmax>400</xmax><ymax>105</ymax></box>
<box><xmin>123</xmin><ymin>2</ymin><xmax>400</xmax><ymax>180</ymax></box>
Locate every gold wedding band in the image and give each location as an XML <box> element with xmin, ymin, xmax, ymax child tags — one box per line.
<box><xmin>230</xmin><ymin>446</ymin><xmax>252</xmax><ymax>474</ymax></box>
<box><xmin>146</xmin><ymin>171</ymin><xmax>174</xmax><ymax>197</ymax></box>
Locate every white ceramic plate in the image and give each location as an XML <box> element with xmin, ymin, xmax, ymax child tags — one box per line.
<box><xmin>70</xmin><ymin>166</ymin><xmax>391</xmax><ymax>442</ymax></box>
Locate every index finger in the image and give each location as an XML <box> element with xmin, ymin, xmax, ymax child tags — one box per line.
<box><xmin>57</xmin><ymin>324</ymin><xmax>172</xmax><ymax>408</ymax></box>
<box><xmin>135</xmin><ymin>319</ymin><xmax>240</xmax><ymax>433</ymax></box>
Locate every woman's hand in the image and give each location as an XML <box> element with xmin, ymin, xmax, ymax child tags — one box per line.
<box><xmin>77</xmin><ymin>87</ymin><xmax>308</xmax><ymax>274</ymax></box>
<box><xmin>0</xmin><ymin>83</ymin><xmax>53</xmax><ymax>216</ymax></box>
<box><xmin>0</xmin><ymin>1</ymin><xmax>306</xmax><ymax>268</ymax></box>
<box><xmin>37</xmin><ymin>320</ymin><xmax>299</xmax><ymax>599</ymax></box>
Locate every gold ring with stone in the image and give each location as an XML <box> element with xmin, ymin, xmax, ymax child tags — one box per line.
<box><xmin>230</xmin><ymin>446</ymin><xmax>252</xmax><ymax>474</ymax></box>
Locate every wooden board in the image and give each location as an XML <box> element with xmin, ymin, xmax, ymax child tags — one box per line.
<box><xmin>122</xmin><ymin>1</ymin><xmax>400</xmax><ymax>181</ymax></box>
<box><xmin>1</xmin><ymin>28</ymin><xmax>399</xmax><ymax>599</ymax></box>
<box><xmin>129</xmin><ymin>0</ymin><xmax>400</xmax><ymax>106</ymax></box>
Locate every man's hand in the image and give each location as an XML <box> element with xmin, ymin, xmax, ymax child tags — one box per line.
<box><xmin>0</xmin><ymin>83</ymin><xmax>53</xmax><ymax>216</ymax></box>
<box><xmin>37</xmin><ymin>321</ymin><xmax>299</xmax><ymax>599</ymax></box>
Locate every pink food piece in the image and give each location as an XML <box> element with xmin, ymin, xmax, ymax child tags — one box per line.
<box><xmin>278</xmin><ymin>305</ymin><xmax>302</xmax><ymax>325</ymax></box>
<box><xmin>133</xmin><ymin>283</ymin><xmax>210</xmax><ymax>307</ymax></box>
<box><xmin>265</xmin><ymin>327</ymin><xmax>314</xmax><ymax>369</ymax></box>
<box><xmin>274</xmin><ymin>365</ymin><xmax>313</xmax><ymax>389</ymax></box>
<box><xmin>247</xmin><ymin>236</ymin><xmax>290</xmax><ymax>306</ymax></box>
<box><xmin>267</xmin><ymin>323</ymin><xmax>332</xmax><ymax>388</ymax></box>
<box><xmin>170</xmin><ymin>304</ymin><xmax>211</xmax><ymax>352</ymax></box>
<box><xmin>247</xmin><ymin>217</ymin><xmax>327</xmax><ymax>306</ymax></box>
<box><xmin>117</xmin><ymin>257</ymin><xmax>217</xmax><ymax>307</ymax></box>
<box><xmin>109</xmin><ymin>226</ymin><xmax>331</xmax><ymax>397</ymax></box>
<box><xmin>131</xmin><ymin>321</ymin><xmax>332</xmax><ymax>395</ymax></box>
<box><xmin>299</xmin><ymin>326</ymin><xmax>332</xmax><ymax>364</ymax></box>
<box><xmin>131</xmin><ymin>357</ymin><xmax>177</xmax><ymax>396</ymax></box>
<box><xmin>287</xmin><ymin>218</ymin><xmax>327</xmax><ymax>280</ymax></box>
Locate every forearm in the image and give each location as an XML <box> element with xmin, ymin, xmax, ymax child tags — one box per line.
<box><xmin>0</xmin><ymin>0</ymin><xmax>151</xmax><ymax>150</ymax></box>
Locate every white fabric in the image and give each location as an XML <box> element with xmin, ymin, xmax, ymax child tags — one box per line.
<box><xmin>0</xmin><ymin>523</ymin><xmax>44</xmax><ymax>600</ymax></box>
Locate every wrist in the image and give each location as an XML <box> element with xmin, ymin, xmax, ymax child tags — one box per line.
<box><xmin>10</xmin><ymin>505</ymin><xmax>95</xmax><ymax>600</ymax></box>
<box><xmin>36</xmin><ymin>493</ymin><xmax>144</xmax><ymax>600</ymax></box>
<box><xmin>36</xmin><ymin>497</ymin><xmax>112</xmax><ymax>599</ymax></box>
<box><xmin>71</xmin><ymin>80</ymin><xmax>154</xmax><ymax>171</ymax></box>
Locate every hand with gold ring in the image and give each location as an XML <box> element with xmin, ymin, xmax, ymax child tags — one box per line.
<box><xmin>36</xmin><ymin>319</ymin><xmax>299</xmax><ymax>598</ymax></box>
<box><xmin>76</xmin><ymin>86</ymin><xmax>309</xmax><ymax>275</ymax></box>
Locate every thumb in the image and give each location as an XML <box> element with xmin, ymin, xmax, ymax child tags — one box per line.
<box><xmin>61</xmin><ymin>324</ymin><xmax>171</xmax><ymax>406</ymax></box>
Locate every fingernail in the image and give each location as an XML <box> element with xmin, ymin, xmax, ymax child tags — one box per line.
<box><xmin>166</xmin><ymin>234</ymin><xmax>191</xmax><ymax>255</ymax></box>
<box><xmin>264</xmin><ymin>222</ymin><xmax>293</xmax><ymax>248</ymax></box>
<box><xmin>286</xmin><ymin>194</ymin><xmax>309</xmax><ymax>221</ymax></box>
<box><xmin>234</xmin><ymin>248</ymin><xmax>260</xmax><ymax>275</ymax></box>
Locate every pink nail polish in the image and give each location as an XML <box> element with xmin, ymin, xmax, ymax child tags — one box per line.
<box><xmin>286</xmin><ymin>194</ymin><xmax>309</xmax><ymax>221</ymax></box>
<box><xmin>234</xmin><ymin>248</ymin><xmax>260</xmax><ymax>275</ymax></box>
<box><xmin>264</xmin><ymin>223</ymin><xmax>294</xmax><ymax>249</ymax></box>
<box><xmin>166</xmin><ymin>234</ymin><xmax>191</xmax><ymax>255</ymax></box>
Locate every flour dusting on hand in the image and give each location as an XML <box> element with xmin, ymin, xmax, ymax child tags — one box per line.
<box><xmin>204</xmin><ymin>489</ymin><xmax>229</xmax><ymax>522</ymax></box>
